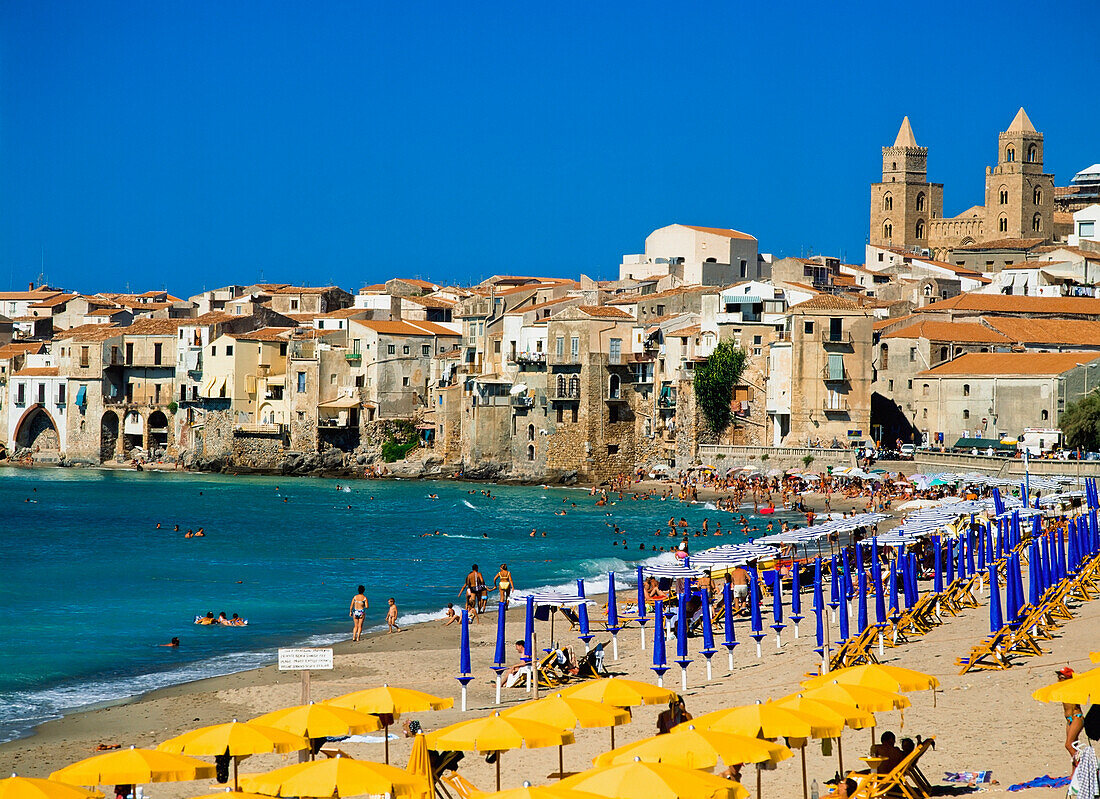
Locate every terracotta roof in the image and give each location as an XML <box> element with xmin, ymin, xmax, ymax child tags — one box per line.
<box><xmin>578</xmin><ymin>305</ymin><xmax>634</xmax><ymax>319</ymax></box>
<box><xmin>919</xmin><ymin>352</ymin><xmax>1100</xmax><ymax>377</ymax></box>
<box><xmin>504</xmin><ymin>296</ymin><xmax>571</xmax><ymax>316</ymax></box>
<box><xmin>12</xmin><ymin>367</ymin><xmax>60</xmax><ymax>377</ymax></box>
<box><xmin>1000</xmin><ymin>260</ymin><xmax>1067</xmax><ymax>270</ymax></box>
<box><xmin>1034</xmin><ymin>245</ymin><xmax>1100</xmax><ymax>260</ymax></box>
<box><xmin>271</xmin><ymin>285</ymin><xmax>341</xmax><ymax>295</ymax></box>
<box><xmin>403</xmin><ymin>296</ymin><xmax>456</xmax><ymax>309</ymax></box>
<box><xmin>0</xmin><ymin>341</ymin><xmax>46</xmax><ymax>359</ymax></box>
<box><xmin>407</xmin><ymin>321</ymin><xmax>461</xmax><ymax>336</ymax></box>
<box><xmin>0</xmin><ymin>290</ymin><xmax>62</xmax><ymax>302</ymax></box>
<box><xmin>58</xmin><ymin>324</ymin><xmax>123</xmax><ymax>342</ymax></box>
<box><xmin>390</xmin><ymin>278</ymin><xmax>440</xmax><ymax>290</ymax></box>
<box><xmin>353</xmin><ymin>320</ymin><xmax>441</xmax><ymax>337</ymax></box>
<box><xmin>775</xmin><ymin>281</ymin><xmax>822</xmax><ymax>294</ymax></box>
<box><xmin>187</xmin><ymin>311</ymin><xmax>235</xmax><ymax>325</ymax></box>
<box><xmin>359</xmin><ymin>284</ymin><xmax>387</xmax><ymax>293</ymax></box>
<box><xmin>983</xmin><ymin>316</ymin><xmax>1100</xmax><ymax>347</ymax></box>
<box><xmin>1055</xmin><ymin>212</ymin><xmax>1076</xmax><ymax>226</ymax></box>
<box><xmin>230</xmin><ymin>327</ymin><xmax>294</xmax><ymax>342</ymax></box>
<box><xmin>670</xmin><ymin>324</ymin><xmax>702</xmax><ymax>336</ymax></box>
<box><xmin>873</xmin><ymin>314</ymin><xmax>915</xmax><ymax>331</ymax></box>
<box><xmin>317</xmin><ymin>308</ymin><xmax>372</xmax><ymax>319</ymax></box>
<box><xmin>918</xmin><ymin>294</ymin><xmax>1100</xmax><ymax>315</ymax></box>
<box><xmin>679</xmin><ymin>224</ymin><xmax>757</xmax><ymax>241</ymax></box>
<box><xmin>124</xmin><ymin>319</ymin><xmax>184</xmax><ymax>336</ymax></box>
<box><xmin>86</xmin><ymin>308</ymin><xmax>127</xmax><ymax>316</ymax></box>
<box><xmin>29</xmin><ymin>293</ymin><xmax>78</xmax><ymax>309</ymax></box>
<box><xmin>881</xmin><ymin>320</ymin><xmax>1012</xmax><ymax>344</ymax></box>
<box><xmin>789</xmin><ymin>293</ymin><xmax>866</xmax><ymax>311</ymax></box>
<box><xmin>953</xmin><ymin>238</ymin><xmax>1045</xmax><ymax>251</ymax></box>
<box><xmin>605</xmin><ymin>285</ymin><xmax>713</xmax><ymax>305</ymax></box>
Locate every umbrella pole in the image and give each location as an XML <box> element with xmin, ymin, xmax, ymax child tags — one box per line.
<box><xmin>385</xmin><ymin>721</ymin><xmax>390</xmax><ymax>764</ymax></box>
<box><xmin>838</xmin><ymin>735</ymin><xmax>844</xmax><ymax>776</ymax></box>
<box><xmin>756</xmin><ymin>765</ymin><xmax>762</xmax><ymax>799</ymax></box>
<box><xmin>800</xmin><ymin>745</ymin><xmax>808</xmax><ymax>799</ymax></box>
<box><xmin>497</xmin><ymin>753</ymin><xmax>502</xmax><ymax>791</ymax></box>
<box><xmin>558</xmin><ymin>745</ymin><xmax>564</xmax><ymax>780</ymax></box>
<box><xmin>611</xmin><ymin>725</ymin><xmax>615</xmax><ymax>749</ymax></box>
<box><xmin>233</xmin><ymin>756</ymin><xmax>239</xmax><ymax>791</ymax></box>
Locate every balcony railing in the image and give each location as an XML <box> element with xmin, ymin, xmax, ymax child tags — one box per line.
<box><xmin>821</xmin><ymin>330</ymin><xmax>854</xmax><ymax>345</ymax></box>
<box><xmin>345</xmin><ymin>352</ymin><xmax>362</xmax><ymax>363</ymax></box>
<box><xmin>822</xmin><ymin>399</ymin><xmax>851</xmax><ymax>413</ymax></box>
<box><xmin>547</xmin><ymin>352</ymin><xmax>581</xmax><ymax>366</ymax></box>
<box><xmin>513</xmin><ymin>351</ymin><xmax>546</xmax><ymax>364</ymax></box>
<box><xmin>604</xmin><ymin>389</ymin><xmax>627</xmax><ymax>402</ymax></box>
<box><xmin>511</xmin><ymin>395</ymin><xmax>534</xmax><ymax>408</ymax></box>
<box><xmin>822</xmin><ymin>365</ymin><xmax>850</xmax><ymax>381</ymax></box>
<box><xmin>551</xmin><ymin>388</ymin><xmax>581</xmax><ymax>400</ymax></box>
<box><xmin>658</xmin><ymin>396</ymin><xmax>676</xmax><ymax>409</ymax></box>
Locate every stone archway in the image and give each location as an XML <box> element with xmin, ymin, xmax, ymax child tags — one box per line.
<box><xmin>101</xmin><ymin>412</ymin><xmax>120</xmax><ymax>461</ymax></box>
<box><xmin>122</xmin><ymin>410</ymin><xmax>144</xmax><ymax>455</ymax></box>
<box><xmin>147</xmin><ymin>410</ymin><xmax>170</xmax><ymax>454</ymax></box>
<box><xmin>15</xmin><ymin>406</ymin><xmax>60</xmax><ymax>453</ymax></box>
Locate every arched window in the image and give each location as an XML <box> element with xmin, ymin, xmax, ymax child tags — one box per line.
<box><xmin>916</xmin><ymin>192</ymin><xmax>925</xmax><ymax>212</ymax></box>
<box><xmin>1005</xmin><ymin>146</ymin><xmax>1015</xmax><ymax>162</ymax></box>
<box><xmin>883</xmin><ymin>221</ymin><xmax>893</xmax><ymax>240</ymax></box>
<box><xmin>963</xmin><ymin>384</ymin><xmax>970</xmax><ymax>396</ymax></box>
<box><xmin>880</xmin><ymin>344</ymin><xmax>889</xmax><ymax>370</ymax></box>
<box><xmin>527</xmin><ymin>444</ymin><xmax>535</xmax><ymax>461</ymax></box>
<box><xmin>1027</xmin><ymin>144</ymin><xmax>1037</xmax><ymax>163</ymax></box>
<box><xmin>891</xmin><ymin>161</ymin><xmax>896</xmax><ymax>170</ymax></box>
<box><xmin>568</xmin><ymin>376</ymin><xmax>580</xmax><ymax>397</ymax></box>
<box><xmin>999</xmin><ymin>215</ymin><xmax>1008</xmax><ymax>233</ymax></box>
<box><xmin>999</xmin><ymin>188</ymin><xmax>1008</xmax><ymax>205</ymax></box>
<box><xmin>923</xmin><ymin>284</ymin><xmax>933</xmax><ymax>297</ymax></box>
<box><xmin>915</xmin><ymin>220</ymin><xmax>925</xmax><ymax>239</ymax></box>
<box><xmin>963</xmin><ymin>409</ymin><xmax>970</xmax><ymax>420</ymax></box>
<box><xmin>1032</xmin><ymin>213</ymin><xmax>1042</xmax><ymax>232</ymax></box>
<box><xmin>883</xmin><ymin>193</ymin><xmax>893</xmax><ymax>211</ymax></box>
<box><xmin>527</xmin><ymin>424</ymin><xmax>535</xmax><ymax>441</ymax></box>
<box><xmin>1041</xmin><ymin>409</ymin><xmax>1049</xmax><ymax>421</ymax></box>
<box><xmin>608</xmin><ymin>374</ymin><xmax>621</xmax><ymax>399</ymax></box>
<box><xmin>557</xmin><ymin>374</ymin><xmax>567</xmax><ymax>396</ymax></box>
<box><xmin>1033</xmin><ymin>186</ymin><xmax>1042</xmax><ymax>205</ymax></box>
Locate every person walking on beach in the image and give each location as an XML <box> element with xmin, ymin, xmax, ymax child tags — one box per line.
<box><xmin>460</xmin><ymin>564</ymin><xmax>486</xmax><ymax>619</ymax></box>
<box><xmin>386</xmin><ymin>598</ymin><xmax>401</xmax><ymax>633</ymax></box>
<box><xmin>350</xmin><ymin>586</ymin><xmax>368</xmax><ymax>642</ymax></box>
<box><xmin>494</xmin><ymin>564</ymin><xmax>515</xmax><ymax>606</ymax></box>
<box><xmin>1055</xmin><ymin>667</ymin><xmax>1085</xmax><ymax>771</ymax></box>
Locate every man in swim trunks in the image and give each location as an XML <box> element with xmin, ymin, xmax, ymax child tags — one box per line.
<box><xmin>461</xmin><ymin>564</ymin><xmax>486</xmax><ymax>617</ymax></box>
<box><xmin>350</xmin><ymin>585</ymin><xmax>368</xmax><ymax>642</ymax></box>
<box><xmin>731</xmin><ymin>566</ymin><xmax>750</xmax><ymax>614</ymax></box>
<box><xmin>494</xmin><ymin>564</ymin><xmax>515</xmax><ymax>605</ymax></box>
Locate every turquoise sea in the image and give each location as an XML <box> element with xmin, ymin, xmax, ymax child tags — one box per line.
<box><xmin>0</xmin><ymin>467</ymin><xmax>794</xmax><ymax>742</ymax></box>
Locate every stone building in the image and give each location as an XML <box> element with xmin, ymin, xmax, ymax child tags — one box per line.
<box><xmin>619</xmin><ymin>224</ymin><xmax>764</xmax><ymax>286</ymax></box>
<box><xmin>5</xmin><ymin>351</ymin><xmax>67</xmax><ymax>461</ymax></box>
<box><xmin>870</xmin><ymin>117</ymin><xmax>944</xmax><ymax>252</ymax></box>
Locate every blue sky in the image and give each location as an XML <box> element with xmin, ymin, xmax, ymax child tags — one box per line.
<box><xmin>3</xmin><ymin>1</ymin><xmax>1098</xmax><ymax>296</ymax></box>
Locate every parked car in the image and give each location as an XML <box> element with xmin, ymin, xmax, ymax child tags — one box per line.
<box><xmin>899</xmin><ymin>444</ymin><xmax>916</xmax><ymax>459</ymax></box>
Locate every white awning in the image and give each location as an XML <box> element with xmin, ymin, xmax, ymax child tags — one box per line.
<box><xmin>509</xmin><ymin>383</ymin><xmax>528</xmax><ymax>396</ymax></box>
<box><xmin>318</xmin><ymin>395</ymin><xmax>361</xmax><ymax>409</ymax></box>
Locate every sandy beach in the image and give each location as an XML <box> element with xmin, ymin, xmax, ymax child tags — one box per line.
<box><xmin>1</xmin><ymin>485</ymin><xmax>1090</xmax><ymax>798</ymax></box>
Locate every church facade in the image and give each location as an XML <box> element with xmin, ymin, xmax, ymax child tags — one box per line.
<box><xmin>869</xmin><ymin>109</ymin><xmax>1055</xmax><ymax>262</ymax></box>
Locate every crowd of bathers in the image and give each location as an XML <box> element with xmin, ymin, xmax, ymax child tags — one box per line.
<box><xmin>194</xmin><ymin>611</ymin><xmax>247</xmax><ymax>626</ymax></box>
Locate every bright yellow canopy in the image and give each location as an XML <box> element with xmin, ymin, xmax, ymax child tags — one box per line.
<box><xmin>51</xmin><ymin>748</ymin><xmax>217</xmax><ymax>786</ymax></box>
<box><xmin>559</xmin><ymin>761</ymin><xmax>747</xmax><ymax>799</ymax></box>
<box><xmin>327</xmin><ymin>686</ymin><xmax>454</xmax><ymax>716</ymax></box>
<box><xmin>239</xmin><ymin>756</ymin><xmax>428</xmax><ymax>798</ymax></box>
<box><xmin>799</xmin><ymin>682</ymin><xmax>911</xmax><ymax>713</ymax></box>
<box><xmin>1034</xmin><ymin>666</ymin><xmax>1100</xmax><ymax>704</ymax></box>
<box><xmin>426</xmin><ymin>713</ymin><xmax>574</xmax><ymax>753</ymax></box>
<box><xmin>555</xmin><ymin>678</ymin><xmax>675</xmax><ymax>708</ymax></box>
<box><xmin>691</xmin><ymin>701</ymin><xmax>843</xmax><ymax>740</ymax></box>
<box><xmin>774</xmin><ymin>694</ymin><xmax>875</xmax><ymax>730</ymax></box>
<box><xmin>158</xmin><ymin>721</ymin><xmax>308</xmax><ymax>756</ymax></box>
<box><xmin>501</xmin><ymin>694</ymin><xmax>631</xmax><ymax>731</ymax></box>
<box><xmin>406</xmin><ymin>734</ymin><xmax>435</xmax><ymax>799</ymax></box>
<box><xmin>190</xmin><ymin>792</ymin><xmax>280</xmax><ymax>799</ymax></box>
<box><xmin>0</xmin><ymin>776</ymin><xmax>102</xmax><ymax>799</ymax></box>
<box><xmin>801</xmin><ymin>664</ymin><xmax>939</xmax><ymax>694</ymax></box>
<box><xmin>478</xmin><ymin>787</ymin><xmax>606</xmax><ymax>799</ymax></box>
<box><xmin>1091</xmin><ymin>652</ymin><xmax>1100</xmax><ymax>664</ymax></box>
<box><xmin>252</xmin><ymin>703</ymin><xmax>382</xmax><ymax>738</ymax></box>
<box><xmin>592</xmin><ymin>724</ymin><xmax>791</xmax><ymax>769</ymax></box>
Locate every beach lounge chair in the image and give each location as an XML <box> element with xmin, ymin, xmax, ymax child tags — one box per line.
<box><xmin>559</xmin><ymin>606</ymin><xmax>581</xmax><ymax>630</ymax></box>
<box><xmin>849</xmin><ymin>736</ymin><xmax>935</xmax><ymax>798</ymax></box>
<box><xmin>576</xmin><ymin>642</ymin><xmax>609</xmax><ymax>679</ymax></box>
<box><xmin>437</xmin><ymin>773</ymin><xmax>481</xmax><ymax>799</ymax></box>
<box><xmin>956</xmin><ymin>626</ymin><xmax>1014</xmax><ymax>673</ymax></box>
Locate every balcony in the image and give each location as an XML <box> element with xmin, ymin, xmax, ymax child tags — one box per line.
<box><xmin>820</xmin><ymin>331</ymin><xmax>854</xmax><ymax>345</ymax></box>
<box><xmin>547</xmin><ymin>352</ymin><xmax>581</xmax><ymax>367</ymax></box>
<box><xmin>513</xmin><ymin>351</ymin><xmax>546</xmax><ymax>365</ymax></box>
<box><xmin>822</xmin><ymin>399</ymin><xmax>851</xmax><ymax>413</ymax></box>
<box><xmin>604</xmin><ymin>388</ymin><xmax>627</xmax><ymax>402</ymax></box>
<box><xmin>658</xmin><ymin>396</ymin><xmax>676</xmax><ymax>410</ymax></box>
<box><xmin>822</xmin><ymin>365</ymin><xmax>851</xmax><ymax>381</ymax></box>
<box><xmin>550</xmin><ymin>388</ymin><xmax>581</xmax><ymax>401</ymax></box>
<box><xmin>511</xmin><ymin>395</ymin><xmax>534</xmax><ymax>408</ymax></box>
<box><xmin>345</xmin><ymin>352</ymin><xmax>362</xmax><ymax>363</ymax></box>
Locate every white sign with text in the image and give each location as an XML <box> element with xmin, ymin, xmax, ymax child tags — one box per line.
<box><xmin>278</xmin><ymin>647</ymin><xmax>334</xmax><ymax>671</ymax></box>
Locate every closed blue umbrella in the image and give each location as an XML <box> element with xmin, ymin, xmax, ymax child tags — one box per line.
<box><xmin>992</xmin><ymin>487</ymin><xmax>1005</xmax><ymax>517</ymax></box>
<box><xmin>997</xmin><ymin>517</ymin><xmax>1005</xmax><ymax>559</ymax></box>
<box><xmin>828</xmin><ymin>554</ymin><xmax>842</xmax><ymax>616</ymax></box>
<box><xmin>1013</xmin><ymin>549</ymin><xmax>1026</xmax><ymax>614</ymax></box>
<box><xmin>491</xmin><ymin>602</ymin><xmax>507</xmax><ymax>704</ymax></box>
<box><xmin>1067</xmin><ymin>521</ymin><xmax>1078</xmax><ymax>574</ymax></box>
<box><xmin>1057</xmin><ymin>528</ymin><xmax>1068</xmax><ymax>582</ymax></box>
<box><xmin>749</xmin><ymin>570</ymin><xmax>765</xmax><ymax>658</ymax></box>
<box><xmin>872</xmin><ymin>549</ymin><xmax>887</xmax><ymax>629</ymax></box>
<box><xmin>933</xmin><ymin>537</ymin><xmax>944</xmax><ymax>595</ymax></box>
<box><xmin>635</xmin><ymin>566</ymin><xmax>648</xmax><ymax>650</ymax></box>
<box><xmin>842</xmin><ymin>548</ymin><xmax>854</xmax><ymax>601</ymax></box>
<box><xmin>1041</xmin><ymin>533</ymin><xmax>1052</xmax><ymax>596</ymax></box>
<box><xmin>838</xmin><ymin>577</ymin><xmax>851</xmax><ymax>643</ymax></box>
<box><xmin>956</xmin><ymin>535</ymin><xmax>966</xmax><ymax>580</ymax></box>
<box><xmin>606</xmin><ymin>572</ymin><xmax>620</xmax><ymax>661</ymax></box>
<box><xmin>675</xmin><ymin>590</ymin><xmax>692</xmax><ymax>690</ymax></box>
<box><xmin>523</xmin><ymin>594</ymin><xmax>534</xmax><ymax>664</ymax></box>
<box><xmin>457</xmin><ymin>609</ymin><xmax>474</xmax><ymax>711</ymax></box>
<box><xmin>946</xmin><ymin>538</ymin><xmax>955</xmax><ymax>586</ymax></box>
<box><xmin>966</xmin><ymin>527</ymin><xmax>976</xmax><ymax>576</ymax></box>
<box><xmin>651</xmin><ymin>599</ymin><xmax>668</xmax><ymax>686</ymax></box>
<box><xmin>576</xmin><ymin>579</ymin><xmax>593</xmax><ymax>649</ymax></box>
<box><xmin>856</xmin><ymin>558</ymin><xmax>869</xmax><ymax>634</ymax></box>
<box><xmin>770</xmin><ymin>569</ymin><xmax>786</xmax><ymax>648</ymax></box>
<box><xmin>989</xmin><ymin>564</ymin><xmax>1004</xmax><ymax>634</ymax></box>
<box><xmin>721</xmin><ymin>581</ymin><xmax>739</xmax><ymax>672</ymax></box>
<box><xmin>813</xmin><ymin>558</ymin><xmax>825</xmax><ymax>658</ymax></box>
<box><xmin>791</xmin><ymin>563</ymin><xmax>804</xmax><ymax>637</ymax></box>
<box><xmin>700</xmin><ymin>587</ymin><xmax>717</xmax><ymax>680</ymax></box>
<box><xmin>977</xmin><ymin>523</ymin><xmax>987</xmax><ymax>571</ymax></box>
<box><xmin>1028</xmin><ymin>541</ymin><xmax>1040</xmax><ymax>609</ymax></box>
<box><xmin>888</xmin><ymin>556</ymin><xmax>900</xmax><ymax>619</ymax></box>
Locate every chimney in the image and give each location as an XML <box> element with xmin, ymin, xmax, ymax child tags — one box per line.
<box><xmin>28</xmin><ymin>281</ymin><xmax>35</xmax><ymax>291</ymax></box>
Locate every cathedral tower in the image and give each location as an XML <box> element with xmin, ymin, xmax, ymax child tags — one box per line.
<box><xmin>983</xmin><ymin>108</ymin><xmax>1054</xmax><ymax>241</ymax></box>
<box><xmin>870</xmin><ymin>117</ymin><xmax>944</xmax><ymax>250</ymax></box>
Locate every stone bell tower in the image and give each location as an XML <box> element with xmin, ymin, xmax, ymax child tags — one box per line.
<box><xmin>984</xmin><ymin>108</ymin><xmax>1055</xmax><ymax>241</ymax></box>
<box><xmin>870</xmin><ymin>117</ymin><xmax>944</xmax><ymax>250</ymax></box>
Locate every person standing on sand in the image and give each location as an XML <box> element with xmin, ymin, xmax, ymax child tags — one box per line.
<box><xmin>350</xmin><ymin>586</ymin><xmax>368</xmax><ymax>642</ymax></box>
<box><xmin>494</xmin><ymin>564</ymin><xmax>515</xmax><ymax>605</ymax></box>
<box><xmin>1056</xmin><ymin>667</ymin><xmax>1085</xmax><ymax>771</ymax></box>
<box><xmin>386</xmin><ymin>598</ymin><xmax>401</xmax><ymax>632</ymax></box>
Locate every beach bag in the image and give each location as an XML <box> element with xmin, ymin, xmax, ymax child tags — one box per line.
<box><xmin>1085</xmin><ymin>706</ymin><xmax>1100</xmax><ymax>741</ymax></box>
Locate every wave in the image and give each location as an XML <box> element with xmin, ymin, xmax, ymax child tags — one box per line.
<box><xmin>461</xmin><ymin>500</ymin><xmax>478</xmax><ymax>510</ymax></box>
<box><xmin>439</xmin><ymin>533</ymin><xmax>483</xmax><ymax>540</ymax></box>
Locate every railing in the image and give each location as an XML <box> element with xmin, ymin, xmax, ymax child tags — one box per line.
<box><xmin>658</xmin><ymin>396</ymin><xmax>676</xmax><ymax>409</ymax></box>
<box><xmin>821</xmin><ymin>330</ymin><xmax>853</xmax><ymax>345</ymax></box>
<box><xmin>513</xmin><ymin>352</ymin><xmax>546</xmax><ymax>365</ymax></box>
<box><xmin>345</xmin><ymin>352</ymin><xmax>362</xmax><ymax>362</ymax></box>
<box><xmin>547</xmin><ymin>352</ymin><xmax>581</xmax><ymax>366</ymax></box>
<box><xmin>822</xmin><ymin>365</ymin><xmax>850</xmax><ymax>381</ymax></box>
<box><xmin>551</xmin><ymin>388</ymin><xmax>581</xmax><ymax>400</ymax></box>
<box><xmin>822</xmin><ymin>399</ymin><xmax>851</xmax><ymax>412</ymax></box>
<box><xmin>290</xmin><ymin>340</ymin><xmax>317</xmax><ymax>360</ymax></box>
<box><xmin>698</xmin><ymin>444</ymin><xmax>859</xmax><ymax>467</ymax></box>
<box><xmin>511</xmin><ymin>395</ymin><xmax>534</xmax><ymax>408</ymax></box>
<box><xmin>318</xmin><ymin>417</ymin><xmax>354</xmax><ymax>428</ymax></box>
<box><xmin>605</xmin><ymin>389</ymin><xmax>626</xmax><ymax>401</ymax></box>
<box><xmin>235</xmin><ymin>423</ymin><xmax>286</xmax><ymax>435</ymax></box>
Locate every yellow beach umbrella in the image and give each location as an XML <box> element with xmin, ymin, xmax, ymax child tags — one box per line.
<box><xmin>158</xmin><ymin>721</ymin><xmax>309</xmax><ymax>789</ymax></box>
<box><xmin>773</xmin><ymin>696</ymin><xmax>873</xmax><ymax>799</ymax></box>
<box><xmin>327</xmin><ymin>686</ymin><xmax>454</xmax><ymax>764</ymax></box>
<box><xmin>51</xmin><ymin>747</ymin><xmax>217</xmax><ymax>786</ymax></box>
<box><xmin>190</xmin><ymin>793</ymin><xmax>279</xmax><ymax>799</ymax></box>
<box><xmin>1034</xmin><ymin>666</ymin><xmax>1100</xmax><ymax>704</ymax></box>
<box><xmin>1091</xmin><ymin>652</ymin><xmax>1100</xmax><ymax>663</ymax></box>
<box><xmin>800</xmin><ymin>664</ymin><xmax>939</xmax><ymax>694</ymax></box>
<box><xmin>426</xmin><ymin>712</ymin><xmax>574</xmax><ymax>790</ymax></box>
<box><xmin>0</xmin><ymin>776</ymin><xmax>102</xmax><ymax>799</ymax></box>
<box><xmin>559</xmin><ymin>760</ymin><xmax>746</xmax><ymax>799</ymax></box>
<box><xmin>592</xmin><ymin>724</ymin><xmax>792</xmax><ymax>769</ymax></box>
<box><xmin>253</xmin><ymin>704</ymin><xmax>381</xmax><ymax>739</ymax></box>
<box><xmin>692</xmin><ymin>701</ymin><xmax>842</xmax><ymax>739</ymax></box>
<box><xmin>555</xmin><ymin>678</ymin><xmax>674</xmax><ymax>709</ymax></box>
<box><xmin>405</xmin><ymin>733</ymin><xmax>435</xmax><ymax>799</ymax></box>
<box><xmin>799</xmin><ymin>682</ymin><xmax>911</xmax><ymax>713</ymax></box>
<box><xmin>239</xmin><ymin>756</ymin><xmax>427</xmax><ymax>798</ymax></box>
<box><xmin>477</xmin><ymin>787</ymin><xmax>605</xmax><ymax>799</ymax></box>
<box><xmin>502</xmin><ymin>693</ymin><xmax>631</xmax><ymax>772</ymax></box>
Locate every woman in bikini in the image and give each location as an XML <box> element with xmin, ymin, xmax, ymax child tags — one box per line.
<box><xmin>1056</xmin><ymin>667</ymin><xmax>1085</xmax><ymax>772</ymax></box>
<box><xmin>494</xmin><ymin>564</ymin><xmax>515</xmax><ymax>606</ymax></box>
<box><xmin>349</xmin><ymin>585</ymin><xmax>368</xmax><ymax>642</ymax></box>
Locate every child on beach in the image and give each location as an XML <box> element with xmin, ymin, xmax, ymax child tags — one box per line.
<box><xmin>386</xmin><ymin>598</ymin><xmax>401</xmax><ymax>633</ymax></box>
